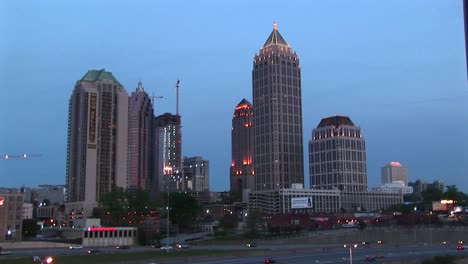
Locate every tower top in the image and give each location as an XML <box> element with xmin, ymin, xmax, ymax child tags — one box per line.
<box><xmin>262</xmin><ymin>21</ymin><xmax>289</xmax><ymax>48</ymax></box>
<box><xmin>137</xmin><ymin>80</ymin><xmax>144</xmax><ymax>92</ymax></box>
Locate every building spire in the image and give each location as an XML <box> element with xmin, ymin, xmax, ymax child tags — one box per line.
<box><xmin>262</xmin><ymin>21</ymin><xmax>289</xmax><ymax>48</ymax></box>
<box><xmin>137</xmin><ymin>80</ymin><xmax>144</xmax><ymax>92</ymax></box>
<box><xmin>273</xmin><ymin>21</ymin><xmax>278</xmax><ymax>30</ymax></box>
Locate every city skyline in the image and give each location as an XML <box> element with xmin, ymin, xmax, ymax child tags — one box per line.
<box><xmin>1</xmin><ymin>1</ymin><xmax>467</xmax><ymax>192</ymax></box>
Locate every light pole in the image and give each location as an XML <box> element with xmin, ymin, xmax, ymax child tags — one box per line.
<box><xmin>344</xmin><ymin>244</ymin><xmax>357</xmax><ymax>264</ymax></box>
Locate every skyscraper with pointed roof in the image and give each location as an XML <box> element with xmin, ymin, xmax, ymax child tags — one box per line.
<box><xmin>66</xmin><ymin>69</ymin><xmax>128</xmax><ymax>206</ymax></box>
<box><xmin>230</xmin><ymin>99</ymin><xmax>254</xmax><ymax>193</ymax></box>
<box><xmin>128</xmin><ymin>81</ymin><xmax>155</xmax><ymax>194</ymax></box>
<box><xmin>252</xmin><ymin>23</ymin><xmax>304</xmax><ymax>191</ymax></box>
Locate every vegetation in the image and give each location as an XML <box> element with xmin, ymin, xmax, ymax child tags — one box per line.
<box><xmin>401</xmin><ymin>185</ymin><xmax>468</xmax><ymax>212</ymax></box>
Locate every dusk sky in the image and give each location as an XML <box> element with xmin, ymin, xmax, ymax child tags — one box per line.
<box><xmin>1</xmin><ymin>1</ymin><xmax>467</xmax><ymax>192</ymax></box>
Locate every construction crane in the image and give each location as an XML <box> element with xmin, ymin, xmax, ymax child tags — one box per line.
<box><xmin>1</xmin><ymin>153</ymin><xmax>43</xmax><ymax>160</ymax></box>
<box><xmin>175</xmin><ymin>79</ymin><xmax>180</xmax><ymax>116</ymax></box>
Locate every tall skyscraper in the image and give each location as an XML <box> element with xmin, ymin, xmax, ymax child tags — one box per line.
<box><xmin>230</xmin><ymin>99</ymin><xmax>254</xmax><ymax>193</ymax></box>
<box><xmin>154</xmin><ymin>113</ymin><xmax>182</xmax><ymax>193</ymax></box>
<box><xmin>252</xmin><ymin>22</ymin><xmax>304</xmax><ymax>191</ymax></box>
<box><xmin>308</xmin><ymin>115</ymin><xmax>367</xmax><ymax>192</ymax></box>
<box><xmin>66</xmin><ymin>69</ymin><xmax>128</xmax><ymax>204</ymax></box>
<box><xmin>128</xmin><ymin>81</ymin><xmax>154</xmax><ymax>193</ymax></box>
<box><xmin>183</xmin><ymin>156</ymin><xmax>209</xmax><ymax>192</ymax></box>
<box><xmin>381</xmin><ymin>161</ymin><xmax>408</xmax><ymax>186</ymax></box>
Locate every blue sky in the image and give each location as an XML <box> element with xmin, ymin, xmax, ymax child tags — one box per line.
<box><xmin>1</xmin><ymin>0</ymin><xmax>467</xmax><ymax>192</ymax></box>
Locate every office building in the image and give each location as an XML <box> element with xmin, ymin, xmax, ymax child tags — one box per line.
<box><xmin>381</xmin><ymin>161</ymin><xmax>408</xmax><ymax>186</ymax></box>
<box><xmin>183</xmin><ymin>156</ymin><xmax>209</xmax><ymax>192</ymax></box>
<box><xmin>128</xmin><ymin>81</ymin><xmax>154</xmax><ymax>193</ymax></box>
<box><xmin>0</xmin><ymin>190</ymin><xmax>24</xmax><ymax>241</ymax></box>
<box><xmin>309</xmin><ymin>115</ymin><xmax>367</xmax><ymax>192</ymax></box>
<box><xmin>36</xmin><ymin>185</ymin><xmax>66</xmax><ymax>205</ymax></box>
<box><xmin>230</xmin><ymin>99</ymin><xmax>254</xmax><ymax>193</ymax></box>
<box><xmin>252</xmin><ymin>22</ymin><xmax>304</xmax><ymax>191</ymax></box>
<box><xmin>154</xmin><ymin>113</ymin><xmax>182</xmax><ymax>193</ymax></box>
<box><xmin>66</xmin><ymin>69</ymin><xmax>128</xmax><ymax>207</ymax></box>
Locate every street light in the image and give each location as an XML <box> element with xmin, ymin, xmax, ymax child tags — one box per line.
<box><xmin>344</xmin><ymin>244</ymin><xmax>357</xmax><ymax>264</ymax></box>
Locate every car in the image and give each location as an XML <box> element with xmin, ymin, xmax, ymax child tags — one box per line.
<box><xmin>33</xmin><ymin>256</ymin><xmax>54</xmax><ymax>264</ymax></box>
<box><xmin>375</xmin><ymin>254</ymin><xmax>384</xmax><ymax>258</ymax></box>
<box><xmin>160</xmin><ymin>246</ymin><xmax>173</xmax><ymax>250</ymax></box>
<box><xmin>264</xmin><ymin>258</ymin><xmax>276</xmax><ymax>264</ymax></box>
<box><xmin>366</xmin><ymin>257</ymin><xmax>376</xmax><ymax>262</ymax></box>
<box><xmin>361</xmin><ymin>241</ymin><xmax>371</xmax><ymax>245</ymax></box>
<box><xmin>377</xmin><ymin>240</ymin><xmax>383</xmax><ymax>244</ymax></box>
<box><xmin>116</xmin><ymin>245</ymin><xmax>130</xmax><ymax>249</ymax></box>
<box><xmin>69</xmin><ymin>245</ymin><xmax>83</xmax><ymax>249</ymax></box>
<box><xmin>0</xmin><ymin>250</ymin><xmax>11</xmax><ymax>255</ymax></box>
<box><xmin>151</xmin><ymin>244</ymin><xmax>162</xmax><ymax>248</ymax></box>
<box><xmin>441</xmin><ymin>241</ymin><xmax>448</xmax><ymax>245</ymax></box>
<box><xmin>175</xmin><ymin>243</ymin><xmax>190</xmax><ymax>249</ymax></box>
<box><xmin>457</xmin><ymin>245</ymin><xmax>465</xmax><ymax>250</ymax></box>
<box><xmin>246</xmin><ymin>242</ymin><xmax>257</xmax><ymax>247</ymax></box>
<box><xmin>87</xmin><ymin>249</ymin><xmax>101</xmax><ymax>254</ymax></box>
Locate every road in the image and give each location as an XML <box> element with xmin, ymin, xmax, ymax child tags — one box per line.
<box><xmin>1</xmin><ymin>243</ymin><xmax>467</xmax><ymax>264</ymax></box>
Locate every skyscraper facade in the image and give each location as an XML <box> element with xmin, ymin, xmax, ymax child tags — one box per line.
<box><xmin>128</xmin><ymin>81</ymin><xmax>154</xmax><ymax>193</ymax></box>
<box><xmin>183</xmin><ymin>156</ymin><xmax>209</xmax><ymax>192</ymax></box>
<box><xmin>381</xmin><ymin>161</ymin><xmax>408</xmax><ymax>186</ymax></box>
<box><xmin>230</xmin><ymin>99</ymin><xmax>254</xmax><ymax>193</ymax></box>
<box><xmin>154</xmin><ymin>113</ymin><xmax>182</xmax><ymax>193</ymax></box>
<box><xmin>66</xmin><ymin>69</ymin><xmax>128</xmax><ymax>204</ymax></box>
<box><xmin>309</xmin><ymin>115</ymin><xmax>367</xmax><ymax>192</ymax></box>
<box><xmin>252</xmin><ymin>23</ymin><xmax>304</xmax><ymax>191</ymax></box>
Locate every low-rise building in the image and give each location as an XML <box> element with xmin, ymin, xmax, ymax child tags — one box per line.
<box><xmin>0</xmin><ymin>190</ymin><xmax>24</xmax><ymax>241</ymax></box>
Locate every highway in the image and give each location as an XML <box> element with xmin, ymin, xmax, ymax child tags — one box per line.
<box><xmin>1</xmin><ymin>243</ymin><xmax>467</xmax><ymax>264</ymax></box>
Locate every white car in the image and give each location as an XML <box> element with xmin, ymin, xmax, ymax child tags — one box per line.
<box><xmin>69</xmin><ymin>245</ymin><xmax>83</xmax><ymax>249</ymax></box>
<box><xmin>160</xmin><ymin>246</ymin><xmax>173</xmax><ymax>250</ymax></box>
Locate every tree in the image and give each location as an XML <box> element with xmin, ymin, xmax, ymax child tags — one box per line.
<box><xmin>22</xmin><ymin>219</ymin><xmax>39</xmax><ymax>238</ymax></box>
<box><xmin>99</xmin><ymin>186</ymin><xmax>128</xmax><ymax>226</ymax></box>
<box><xmin>219</xmin><ymin>213</ymin><xmax>238</xmax><ymax>230</ymax></box>
<box><xmin>164</xmin><ymin>192</ymin><xmax>201</xmax><ymax>232</ymax></box>
<box><xmin>245</xmin><ymin>209</ymin><xmax>263</xmax><ymax>235</ymax></box>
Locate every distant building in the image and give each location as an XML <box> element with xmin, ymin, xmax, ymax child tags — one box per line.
<box><xmin>248</xmin><ymin>186</ymin><xmax>402</xmax><ymax>214</ymax></box>
<box><xmin>0</xmin><ymin>190</ymin><xmax>24</xmax><ymax>241</ymax></box>
<box><xmin>128</xmin><ymin>81</ymin><xmax>155</xmax><ymax>194</ymax></box>
<box><xmin>183</xmin><ymin>156</ymin><xmax>209</xmax><ymax>193</ymax></box>
<box><xmin>22</xmin><ymin>203</ymin><xmax>33</xmax><ymax>219</ymax></box>
<box><xmin>230</xmin><ymin>99</ymin><xmax>254</xmax><ymax>194</ymax></box>
<box><xmin>154</xmin><ymin>113</ymin><xmax>182</xmax><ymax>193</ymax></box>
<box><xmin>371</xmin><ymin>182</ymin><xmax>413</xmax><ymax>195</ymax></box>
<box><xmin>408</xmin><ymin>179</ymin><xmax>445</xmax><ymax>193</ymax></box>
<box><xmin>409</xmin><ymin>179</ymin><xmax>428</xmax><ymax>193</ymax></box>
<box><xmin>36</xmin><ymin>185</ymin><xmax>66</xmax><ymax>205</ymax></box>
<box><xmin>432</xmin><ymin>180</ymin><xmax>445</xmax><ymax>192</ymax></box>
<box><xmin>381</xmin><ymin>162</ymin><xmax>408</xmax><ymax>186</ymax></box>
<box><xmin>309</xmin><ymin>115</ymin><xmax>367</xmax><ymax>192</ymax></box>
<box><xmin>252</xmin><ymin>22</ymin><xmax>304</xmax><ymax>191</ymax></box>
<box><xmin>66</xmin><ymin>69</ymin><xmax>128</xmax><ymax>208</ymax></box>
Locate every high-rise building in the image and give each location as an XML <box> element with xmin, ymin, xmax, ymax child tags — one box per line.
<box><xmin>66</xmin><ymin>69</ymin><xmax>128</xmax><ymax>205</ymax></box>
<box><xmin>381</xmin><ymin>161</ymin><xmax>408</xmax><ymax>186</ymax></box>
<box><xmin>230</xmin><ymin>99</ymin><xmax>254</xmax><ymax>193</ymax></box>
<box><xmin>252</xmin><ymin>22</ymin><xmax>304</xmax><ymax>191</ymax></box>
<box><xmin>154</xmin><ymin>113</ymin><xmax>182</xmax><ymax>193</ymax></box>
<box><xmin>183</xmin><ymin>156</ymin><xmax>209</xmax><ymax>193</ymax></box>
<box><xmin>308</xmin><ymin>115</ymin><xmax>367</xmax><ymax>192</ymax></box>
<box><xmin>128</xmin><ymin>81</ymin><xmax>154</xmax><ymax>193</ymax></box>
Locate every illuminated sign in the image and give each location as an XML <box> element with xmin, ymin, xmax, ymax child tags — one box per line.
<box><xmin>87</xmin><ymin>227</ymin><xmax>117</xmax><ymax>232</ymax></box>
<box><xmin>0</xmin><ymin>197</ymin><xmax>4</xmax><ymax>207</ymax></box>
<box><xmin>89</xmin><ymin>93</ymin><xmax>97</xmax><ymax>143</ymax></box>
<box><xmin>291</xmin><ymin>197</ymin><xmax>313</xmax><ymax>209</ymax></box>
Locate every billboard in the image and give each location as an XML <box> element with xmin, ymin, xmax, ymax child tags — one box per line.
<box><xmin>291</xmin><ymin>197</ymin><xmax>312</xmax><ymax>209</ymax></box>
<box><xmin>0</xmin><ymin>197</ymin><xmax>4</xmax><ymax>207</ymax></box>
